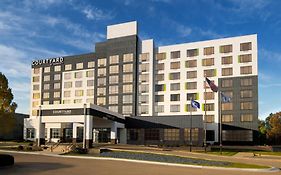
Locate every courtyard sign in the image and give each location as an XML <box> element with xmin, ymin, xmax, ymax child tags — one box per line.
<box><xmin>32</xmin><ymin>57</ymin><xmax>64</xmax><ymax>66</ymax></box>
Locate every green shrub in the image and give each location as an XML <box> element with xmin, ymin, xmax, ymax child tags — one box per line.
<box><xmin>17</xmin><ymin>145</ymin><xmax>24</xmax><ymax>151</ymax></box>
<box><xmin>73</xmin><ymin>147</ymin><xmax>88</xmax><ymax>154</ymax></box>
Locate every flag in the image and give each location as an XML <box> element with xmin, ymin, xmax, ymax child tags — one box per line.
<box><xmin>221</xmin><ymin>92</ymin><xmax>231</xmax><ymax>102</ymax></box>
<box><xmin>206</xmin><ymin>77</ymin><xmax>218</xmax><ymax>92</ymax></box>
<box><xmin>191</xmin><ymin>99</ymin><xmax>200</xmax><ymax>109</ymax></box>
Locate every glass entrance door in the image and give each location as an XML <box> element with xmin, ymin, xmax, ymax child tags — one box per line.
<box><xmin>94</xmin><ymin>128</ymin><xmax>110</xmax><ymax>143</ymax></box>
<box><xmin>63</xmin><ymin>128</ymin><xmax>73</xmax><ymax>143</ymax></box>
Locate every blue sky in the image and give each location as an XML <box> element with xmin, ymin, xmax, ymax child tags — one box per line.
<box><xmin>0</xmin><ymin>0</ymin><xmax>281</xmax><ymax>120</ymax></box>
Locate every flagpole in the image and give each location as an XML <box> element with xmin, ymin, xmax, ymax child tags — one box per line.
<box><xmin>190</xmin><ymin>98</ymin><xmax>192</xmax><ymax>152</ymax></box>
<box><xmin>204</xmin><ymin>76</ymin><xmax>207</xmax><ymax>152</ymax></box>
<box><xmin>219</xmin><ymin>91</ymin><xmax>223</xmax><ymax>155</ymax></box>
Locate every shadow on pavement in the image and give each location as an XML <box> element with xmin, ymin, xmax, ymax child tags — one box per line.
<box><xmin>0</xmin><ymin>162</ymin><xmax>73</xmax><ymax>174</ymax></box>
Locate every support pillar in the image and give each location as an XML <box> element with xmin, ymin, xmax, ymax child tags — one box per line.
<box><xmin>72</xmin><ymin>123</ymin><xmax>78</xmax><ymax>144</ymax></box>
<box><xmin>111</xmin><ymin>122</ymin><xmax>117</xmax><ymax>144</ymax></box>
<box><xmin>85</xmin><ymin>115</ymin><xmax>93</xmax><ymax>148</ymax></box>
<box><xmin>119</xmin><ymin>128</ymin><xmax>127</xmax><ymax>144</ymax></box>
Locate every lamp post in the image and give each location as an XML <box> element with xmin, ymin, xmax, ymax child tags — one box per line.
<box><xmin>204</xmin><ymin>75</ymin><xmax>207</xmax><ymax>152</ymax></box>
<box><xmin>219</xmin><ymin>91</ymin><xmax>222</xmax><ymax>155</ymax></box>
<box><xmin>189</xmin><ymin>98</ymin><xmax>193</xmax><ymax>152</ymax></box>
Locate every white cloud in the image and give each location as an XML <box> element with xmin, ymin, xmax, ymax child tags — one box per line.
<box><xmin>176</xmin><ymin>25</ymin><xmax>192</xmax><ymax>37</ymax></box>
<box><xmin>260</xmin><ymin>48</ymin><xmax>281</xmax><ymax>62</ymax></box>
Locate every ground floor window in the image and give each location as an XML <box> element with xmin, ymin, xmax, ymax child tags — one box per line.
<box><xmin>127</xmin><ymin>129</ymin><xmax>140</xmax><ymax>141</ymax></box>
<box><xmin>222</xmin><ymin>130</ymin><xmax>253</xmax><ymax>141</ymax></box>
<box><xmin>206</xmin><ymin>130</ymin><xmax>215</xmax><ymax>141</ymax></box>
<box><xmin>26</xmin><ymin>128</ymin><xmax>35</xmax><ymax>139</ymax></box>
<box><xmin>164</xmin><ymin>129</ymin><xmax>179</xmax><ymax>141</ymax></box>
<box><xmin>184</xmin><ymin>128</ymin><xmax>199</xmax><ymax>141</ymax></box>
<box><xmin>50</xmin><ymin>128</ymin><xmax>60</xmax><ymax>139</ymax></box>
<box><xmin>144</xmin><ymin>129</ymin><xmax>160</xmax><ymax>141</ymax></box>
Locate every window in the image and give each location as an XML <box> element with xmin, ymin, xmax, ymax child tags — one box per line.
<box><xmin>98</xmin><ymin>68</ymin><xmax>106</xmax><ymax>76</ymax></box>
<box><xmin>185</xmin><ymin>60</ymin><xmax>197</xmax><ymax>68</ymax></box>
<box><xmin>239</xmin><ymin>54</ymin><xmax>252</xmax><ymax>63</ymax></box>
<box><xmin>139</xmin><ymin>84</ymin><xmax>149</xmax><ymax>93</ymax></box>
<box><xmin>204</xmin><ymin>69</ymin><xmax>216</xmax><ymax>77</ymax></box>
<box><xmin>221</xmin><ymin>79</ymin><xmax>233</xmax><ymax>88</ymax></box>
<box><xmin>241</xmin><ymin>114</ymin><xmax>253</xmax><ymax>122</ymax></box>
<box><xmin>123</xmin><ymin>53</ymin><xmax>133</xmax><ymax>62</ymax></box>
<box><xmin>170</xmin><ymin>62</ymin><xmax>180</xmax><ymax>69</ymax></box>
<box><xmin>222</xmin><ymin>68</ymin><xmax>233</xmax><ymax>76</ymax></box>
<box><xmin>206</xmin><ymin>115</ymin><xmax>215</xmax><ymax>123</ymax></box>
<box><xmin>97</xmin><ymin>97</ymin><xmax>106</xmax><ymax>105</ymax></box>
<box><xmin>97</xmin><ymin>87</ymin><xmax>106</xmax><ymax>96</ymax></box>
<box><xmin>187</xmin><ymin>93</ymin><xmax>197</xmax><ymax>100</ymax></box>
<box><xmin>53</xmin><ymin>100</ymin><xmax>60</xmax><ymax>104</ymax></box>
<box><xmin>186</xmin><ymin>71</ymin><xmax>197</xmax><ymax>79</ymax></box>
<box><xmin>170</xmin><ymin>105</ymin><xmax>180</xmax><ymax>112</ymax></box>
<box><xmin>222</xmin><ymin>91</ymin><xmax>233</xmax><ymax>98</ymax></box>
<box><xmin>109</xmin><ymin>95</ymin><xmax>118</xmax><ymax>104</ymax></box>
<box><xmin>156</xmin><ymin>63</ymin><xmax>164</xmax><ymax>71</ymax></box>
<box><xmin>109</xmin><ymin>65</ymin><xmax>119</xmax><ymax>74</ymax></box>
<box><xmin>109</xmin><ymin>55</ymin><xmax>119</xmax><ymax>64</ymax></box>
<box><xmin>139</xmin><ymin>95</ymin><xmax>149</xmax><ymax>103</ymax></box>
<box><xmin>86</xmin><ymin>98</ymin><xmax>94</xmax><ymax>104</ymax></box>
<box><xmin>123</xmin><ymin>95</ymin><xmax>133</xmax><ymax>103</ymax></box>
<box><xmin>44</xmin><ymin>67</ymin><xmax>50</xmax><ymax>73</ymax></box>
<box><xmin>32</xmin><ymin>101</ymin><xmax>39</xmax><ymax>108</ymax></box>
<box><xmin>54</xmin><ymin>65</ymin><xmax>61</xmax><ymax>72</ymax></box>
<box><xmin>65</xmin><ymin>64</ymin><xmax>72</xmax><ymax>71</ymax></box>
<box><xmin>98</xmin><ymin>58</ymin><xmax>106</xmax><ymax>67</ymax></box>
<box><xmin>64</xmin><ymin>82</ymin><xmax>72</xmax><ymax>88</ymax></box>
<box><xmin>185</xmin><ymin>82</ymin><xmax>197</xmax><ymax>90</ymax></box>
<box><xmin>169</xmin><ymin>72</ymin><xmax>180</xmax><ymax>80</ymax></box>
<box><xmin>139</xmin><ymin>63</ymin><xmax>149</xmax><ymax>72</ymax></box>
<box><xmin>222</xmin><ymin>114</ymin><xmax>233</xmax><ymax>122</ymax></box>
<box><xmin>155</xmin><ymin>84</ymin><xmax>165</xmax><ymax>91</ymax></box>
<box><xmin>122</xmin><ymin>105</ymin><xmax>132</xmax><ymax>114</ymax></box>
<box><xmin>204</xmin><ymin>80</ymin><xmax>215</xmax><ymax>89</ymax></box>
<box><xmin>240</xmin><ymin>42</ymin><xmax>252</xmax><ymax>51</ymax></box>
<box><xmin>88</xmin><ymin>61</ymin><xmax>95</xmax><ymax>68</ymax></box>
<box><xmin>75</xmin><ymin>90</ymin><xmax>84</xmax><ymax>97</ymax></box>
<box><xmin>241</xmin><ymin>78</ymin><xmax>252</xmax><ymax>86</ymax></box>
<box><xmin>202</xmin><ymin>58</ymin><xmax>214</xmax><ymax>66</ymax></box>
<box><xmin>109</xmin><ymin>75</ymin><xmax>119</xmax><ymax>84</ymax></box>
<box><xmin>63</xmin><ymin>100</ymin><xmax>71</xmax><ymax>104</ymax></box>
<box><xmin>155</xmin><ymin>95</ymin><xmax>164</xmax><ymax>102</ymax></box>
<box><xmin>33</xmin><ymin>68</ymin><xmax>40</xmax><ymax>74</ymax></box>
<box><xmin>109</xmin><ymin>106</ymin><xmax>118</xmax><ymax>113</ymax></box>
<box><xmin>170</xmin><ymin>83</ymin><xmax>180</xmax><ymax>91</ymax></box>
<box><xmin>87</xmin><ymin>80</ymin><xmax>94</xmax><ymax>87</ymax></box>
<box><xmin>220</xmin><ymin>45</ymin><xmax>232</xmax><ymax>53</ymax></box>
<box><xmin>86</xmin><ymin>70</ymin><xmax>94</xmax><ymax>77</ymax></box>
<box><xmin>32</xmin><ymin>110</ymin><xmax>38</xmax><ymax>116</ymax></box>
<box><xmin>43</xmin><ymin>101</ymin><xmax>49</xmax><ymax>105</ymax></box>
<box><xmin>75</xmin><ymin>81</ymin><xmax>83</xmax><ymax>88</ymax></box>
<box><xmin>241</xmin><ymin>102</ymin><xmax>253</xmax><ymax>110</ymax></box>
<box><xmin>186</xmin><ymin>104</ymin><xmax>196</xmax><ymax>112</ymax></box>
<box><xmin>74</xmin><ymin>99</ymin><xmax>82</xmax><ymax>104</ymax></box>
<box><xmin>123</xmin><ymin>84</ymin><xmax>133</xmax><ymax>93</ymax></box>
<box><xmin>33</xmin><ymin>84</ymin><xmax>39</xmax><ymax>91</ymax></box>
<box><xmin>43</xmin><ymin>84</ymin><xmax>50</xmax><ymax>90</ymax></box>
<box><xmin>87</xmin><ymin>89</ymin><xmax>94</xmax><ymax>96</ymax></box>
<box><xmin>184</xmin><ymin>128</ymin><xmax>199</xmax><ymax>141</ymax></box>
<box><xmin>222</xmin><ymin>103</ymin><xmax>233</xmax><ymax>111</ymax></box>
<box><xmin>204</xmin><ymin>92</ymin><xmax>214</xmax><ymax>100</ymax></box>
<box><xmin>33</xmin><ymin>76</ymin><xmax>40</xmax><ymax>82</ymax></box>
<box><xmin>140</xmin><ymin>74</ymin><xmax>149</xmax><ymax>82</ymax></box>
<box><xmin>222</xmin><ymin>56</ymin><xmax>233</xmax><ymax>64</ymax></box>
<box><xmin>140</xmin><ymin>105</ymin><xmax>149</xmax><ymax>114</ymax></box>
<box><xmin>26</xmin><ymin>128</ymin><xmax>35</xmax><ymax>139</ymax></box>
<box><xmin>44</xmin><ymin>75</ymin><xmax>50</xmax><ymax>82</ymax></box>
<box><xmin>64</xmin><ymin>73</ymin><xmax>71</xmax><ymax>80</ymax></box>
<box><xmin>204</xmin><ymin>47</ymin><xmax>214</xmax><ymax>55</ymax></box>
<box><xmin>156</xmin><ymin>53</ymin><xmax>166</xmax><ymax>61</ymax></box>
<box><xmin>54</xmin><ymin>92</ymin><xmax>60</xmax><ymax>98</ymax></box>
<box><xmin>241</xmin><ymin>66</ymin><xmax>252</xmax><ymax>74</ymax></box>
<box><xmin>64</xmin><ymin>91</ymin><xmax>71</xmax><ymax>97</ymax></box>
<box><xmin>222</xmin><ymin>130</ymin><xmax>253</xmax><ymax>141</ymax></box>
<box><xmin>54</xmin><ymin>74</ymin><xmax>61</xmax><ymax>81</ymax></box>
<box><xmin>156</xmin><ymin>74</ymin><xmax>164</xmax><ymax>81</ymax></box>
<box><xmin>186</xmin><ymin>49</ymin><xmax>198</xmax><ymax>57</ymax></box>
<box><xmin>123</xmin><ymin>64</ymin><xmax>133</xmax><ymax>72</ymax></box>
<box><xmin>97</xmin><ymin>78</ymin><xmax>106</xmax><ymax>86</ymax></box>
<box><xmin>205</xmin><ymin>103</ymin><xmax>214</xmax><ymax>111</ymax></box>
<box><xmin>140</xmin><ymin>53</ymin><xmax>149</xmax><ymax>62</ymax></box>
<box><xmin>127</xmin><ymin>129</ymin><xmax>140</xmax><ymax>141</ymax></box>
<box><xmin>155</xmin><ymin>105</ymin><xmax>164</xmax><ymax>113</ymax></box>
<box><xmin>170</xmin><ymin>94</ymin><xmax>180</xmax><ymax>101</ymax></box>
<box><xmin>171</xmin><ymin>51</ymin><xmax>180</xmax><ymax>59</ymax></box>
<box><xmin>123</xmin><ymin>74</ymin><xmax>133</xmax><ymax>83</ymax></box>
<box><xmin>76</xmin><ymin>63</ymin><xmax>83</xmax><ymax>69</ymax></box>
<box><xmin>241</xmin><ymin>90</ymin><xmax>253</xmax><ymax>98</ymax></box>
<box><xmin>51</xmin><ymin>128</ymin><xmax>60</xmax><ymax>138</ymax></box>
<box><xmin>109</xmin><ymin>86</ymin><xmax>118</xmax><ymax>94</ymax></box>
<box><xmin>43</xmin><ymin>92</ymin><xmax>49</xmax><ymax>99</ymax></box>
<box><xmin>145</xmin><ymin>129</ymin><xmax>160</xmax><ymax>140</ymax></box>
<box><xmin>164</xmin><ymin>129</ymin><xmax>179</xmax><ymax>141</ymax></box>
<box><xmin>74</xmin><ymin>72</ymin><xmax>83</xmax><ymax>79</ymax></box>
<box><xmin>54</xmin><ymin>83</ymin><xmax>60</xmax><ymax>89</ymax></box>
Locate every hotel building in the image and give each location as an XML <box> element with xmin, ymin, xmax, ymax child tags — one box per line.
<box><xmin>24</xmin><ymin>21</ymin><xmax>258</xmax><ymax>148</ymax></box>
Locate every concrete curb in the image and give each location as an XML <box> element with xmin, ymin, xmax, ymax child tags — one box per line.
<box><xmin>0</xmin><ymin>150</ymin><xmax>279</xmax><ymax>173</ymax></box>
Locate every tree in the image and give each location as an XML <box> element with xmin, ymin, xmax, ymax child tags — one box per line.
<box><xmin>0</xmin><ymin>72</ymin><xmax>17</xmax><ymax>138</ymax></box>
<box><xmin>266</xmin><ymin>112</ymin><xmax>281</xmax><ymax>145</ymax></box>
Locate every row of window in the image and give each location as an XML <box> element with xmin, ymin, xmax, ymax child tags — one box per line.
<box><xmin>156</xmin><ymin>42</ymin><xmax>252</xmax><ymax>61</ymax></box>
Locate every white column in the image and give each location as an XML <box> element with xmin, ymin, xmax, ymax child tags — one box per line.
<box><xmin>111</xmin><ymin>121</ymin><xmax>117</xmax><ymax>143</ymax></box>
<box><xmin>85</xmin><ymin>115</ymin><xmax>93</xmax><ymax>140</ymax></box>
<box><xmin>73</xmin><ymin>123</ymin><xmax>78</xmax><ymax>142</ymax></box>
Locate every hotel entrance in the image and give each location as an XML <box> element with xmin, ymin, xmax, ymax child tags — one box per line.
<box><xmin>93</xmin><ymin>128</ymin><xmax>111</xmax><ymax>143</ymax></box>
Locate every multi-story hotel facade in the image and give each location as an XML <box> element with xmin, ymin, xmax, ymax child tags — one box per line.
<box><xmin>24</xmin><ymin>21</ymin><xmax>258</xmax><ymax>148</ymax></box>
